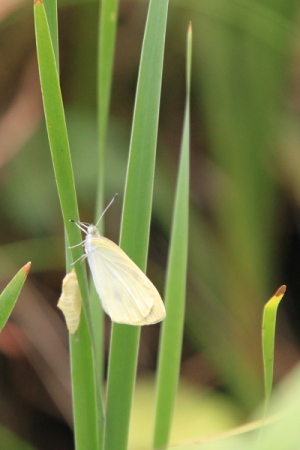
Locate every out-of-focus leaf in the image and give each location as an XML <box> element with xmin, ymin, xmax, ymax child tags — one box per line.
<box><xmin>0</xmin><ymin>262</ymin><xmax>31</xmax><ymax>333</ymax></box>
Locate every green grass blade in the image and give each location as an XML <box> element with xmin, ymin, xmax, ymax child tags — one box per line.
<box><xmin>34</xmin><ymin>1</ymin><xmax>79</xmax><ymax>234</ymax></box>
<box><xmin>97</xmin><ymin>0</ymin><xmax>119</xmax><ymax>173</ymax></box>
<box><xmin>262</xmin><ymin>285</ymin><xmax>286</xmax><ymax>412</ymax></box>
<box><xmin>119</xmin><ymin>1</ymin><xmax>169</xmax><ymax>256</ymax></box>
<box><xmin>104</xmin><ymin>0</ymin><xmax>169</xmax><ymax>448</ymax></box>
<box><xmin>0</xmin><ymin>262</ymin><xmax>31</xmax><ymax>333</ymax></box>
<box><xmin>43</xmin><ymin>0</ymin><xmax>58</xmax><ymax>65</ymax></box>
<box><xmin>69</xmin><ymin>321</ymin><xmax>102</xmax><ymax>449</ymax></box>
<box><xmin>95</xmin><ymin>0</ymin><xmax>120</xmax><ymax>220</ymax></box>
<box><xmin>89</xmin><ymin>0</ymin><xmax>120</xmax><ymax>383</ymax></box>
<box><xmin>152</xmin><ymin>23</ymin><xmax>191</xmax><ymax>449</ymax></box>
<box><xmin>34</xmin><ymin>2</ymin><xmax>102</xmax><ymax>448</ymax></box>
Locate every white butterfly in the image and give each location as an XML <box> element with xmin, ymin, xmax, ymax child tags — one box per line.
<box><xmin>71</xmin><ymin>197</ymin><xmax>166</xmax><ymax>326</ymax></box>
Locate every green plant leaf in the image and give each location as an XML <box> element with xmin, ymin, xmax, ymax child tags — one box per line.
<box><xmin>104</xmin><ymin>0</ymin><xmax>169</xmax><ymax>448</ymax></box>
<box><xmin>262</xmin><ymin>285</ymin><xmax>286</xmax><ymax>411</ymax></box>
<box><xmin>152</xmin><ymin>22</ymin><xmax>191</xmax><ymax>449</ymax></box>
<box><xmin>0</xmin><ymin>262</ymin><xmax>31</xmax><ymax>333</ymax></box>
<box><xmin>34</xmin><ymin>1</ymin><xmax>102</xmax><ymax>448</ymax></box>
<box><xmin>89</xmin><ymin>0</ymin><xmax>121</xmax><ymax>386</ymax></box>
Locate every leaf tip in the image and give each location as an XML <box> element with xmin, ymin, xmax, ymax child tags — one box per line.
<box><xmin>275</xmin><ymin>285</ymin><xmax>286</xmax><ymax>297</ymax></box>
<box><xmin>34</xmin><ymin>0</ymin><xmax>43</xmax><ymax>5</ymax></box>
<box><xmin>23</xmin><ymin>262</ymin><xmax>32</xmax><ymax>276</ymax></box>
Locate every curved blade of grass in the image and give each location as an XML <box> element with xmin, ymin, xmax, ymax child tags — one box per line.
<box><xmin>0</xmin><ymin>262</ymin><xmax>31</xmax><ymax>333</ymax></box>
<box><xmin>104</xmin><ymin>0</ymin><xmax>169</xmax><ymax>449</ymax></box>
<box><xmin>262</xmin><ymin>285</ymin><xmax>286</xmax><ymax>412</ymax></box>
<box><xmin>34</xmin><ymin>2</ymin><xmax>102</xmax><ymax>448</ymax></box>
<box><xmin>152</xmin><ymin>23</ymin><xmax>191</xmax><ymax>449</ymax></box>
<box><xmin>174</xmin><ymin>414</ymin><xmax>279</xmax><ymax>449</ymax></box>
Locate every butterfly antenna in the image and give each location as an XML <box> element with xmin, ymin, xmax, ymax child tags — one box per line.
<box><xmin>95</xmin><ymin>193</ymin><xmax>118</xmax><ymax>227</ymax></box>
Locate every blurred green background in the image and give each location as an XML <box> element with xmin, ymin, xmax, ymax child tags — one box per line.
<box><xmin>0</xmin><ymin>0</ymin><xmax>300</xmax><ymax>448</ymax></box>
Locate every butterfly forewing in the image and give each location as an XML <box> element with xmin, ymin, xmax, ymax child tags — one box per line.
<box><xmin>86</xmin><ymin>235</ymin><xmax>163</xmax><ymax>324</ymax></box>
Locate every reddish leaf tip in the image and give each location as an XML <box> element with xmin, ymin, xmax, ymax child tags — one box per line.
<box><xmin>34</xmin><ymin>0</ymin><xmax>43</xmax><ymax>5</ymax></box>
<box><xmin>275</xmin><ymin>285</ymin><xmax>286</xmax><ymax>297</ymax></box>
<box><xmin>23</xmin><ymin>262</ymin><xmax>32</xmax><ymax>275</ymax></box>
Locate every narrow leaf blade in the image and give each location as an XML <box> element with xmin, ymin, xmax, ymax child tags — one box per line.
<box><xmin>262</xmin><ymin>285</ymin><xmax>286</xmax><ymax>409</ymax></box>
<box><xmin>0</xmin><ymin>262</ymin><xmax>31</xmax><ymax>333</ymax></box>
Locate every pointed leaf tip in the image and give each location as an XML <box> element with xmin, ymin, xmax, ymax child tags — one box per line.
<box><xmin>23</xmin><ymin>262</ymin><xmax>32</xmax><ymax>276</ymax></box>
<box><xmin>34</xmin><ymin>0</ymin><xmax>43</xmax><ymax>5</ymax></box>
